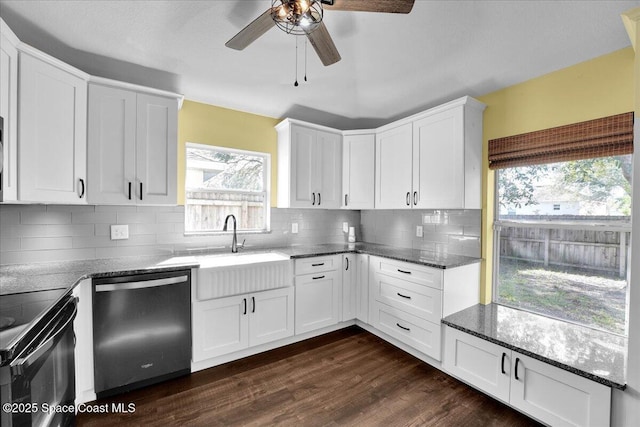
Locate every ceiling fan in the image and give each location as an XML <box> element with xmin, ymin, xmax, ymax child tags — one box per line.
<box><xmin>225</xmin><ymin>0</ymin><xmax>415</xmax><ymax>66</ymax></box>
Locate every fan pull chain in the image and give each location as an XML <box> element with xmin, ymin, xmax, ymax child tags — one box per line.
<box><xmin>304</xmin><ymin>38</ymin><xmax>308</xmax><ymax>82</ymax></box>
<box><xmin>294</xmin><ymin>37</ymin><xmax>299</xmax><ymax>87</ymax></box>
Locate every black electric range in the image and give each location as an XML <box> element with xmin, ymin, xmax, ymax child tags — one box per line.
<box><xmin>0</xmin><ymin>288</ymin><xmax>70</xmax><ymax>365</ymax></box>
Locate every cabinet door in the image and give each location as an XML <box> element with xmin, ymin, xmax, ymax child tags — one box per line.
<box><xmin>375</xmin><ymin>123</ymin><xmax>413</xmax><ymax>209</ymax></box>
<box><xmin>87</xmin><ymin>84</ymin><xmax>137</xmax><ymax>204</ymax></box>
<box><xmin>192</xmin><ymin>295</ymin><xmax>249</xmax><ymax>361</ymax></box>
<box><xmin>442</xmin><ymin>326</ymin><xmax>511</xmax><ymax>403</ymax></box>
<box><xmin>19</xmin><ymin>53</ymin><xmax>87</xmax><ymax>203</ymax></box>
<box><xmin>249</xmin><ymin>287</ymin><xmax>294</xmax><ymax>347</ymax></box>
<box><xmin>412</xmin><ymin>107</ymin><xmax>464</xmax><ymax>208</ymax></box>
<box><xmin>136</xmin><ymin>93</ymin><xmax>177</xmax><ymax>205</ymax></box>
<box><xmin>0</xmin><ymin>25</ymin><xmax>18</xmax><ymax>201</ymax></box>
<box><xmin>356</xmin><ymin>254</ymin><xmax>369</xmax><ymax>323</ymax></box>
<box><xmin>341</xmin><ymin>254</ymin><xmax>357</xmax><ymax>321</ymax></box>
<box><xmin>342</xmin><ymin>134</ymin><xmax>374</xmax><ymax>209</ymax></box>
<box><xmin>317</xmin><ymin>130</ymin><xmax>341</xmax><ymax>209</ymax></box>
<box><xmin>510</xmin><ymin>352</ymin><xmax>611</xmax><ymax>427</ymax></box>
<box><xmin>295</xmin><ymin>270</ymin><xmax>342</xmax><ymax>334</ymax></box>
<box><xmin>289</xmin><ymin>124</ymin><xmax>318</xmax><ymax>207</ymax></box>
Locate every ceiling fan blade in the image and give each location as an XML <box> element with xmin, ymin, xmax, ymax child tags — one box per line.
<box><xmin>225</xmin><ymin>8</ymin><xmax>276</xmax><ymax>50</ymax></box>
<box><xmin>306</xmin><ymin>22</ymin><xmax>341</xmax><ymax>66</ymax></box>
<box><xmin>322</xmin><ymin>0</ymin><xmax>415</xmax><ymax>14</ymax></box>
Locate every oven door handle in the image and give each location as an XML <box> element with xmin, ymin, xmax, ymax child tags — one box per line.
<box><xmin>10</xmin><ymin>301</ymin><xmax>78</xmax><ymax>376</ymax></box>
<box><xmin>95</xmin><ymin>275</ymin><xmax>188</xmax><ymax>292</ymax></box>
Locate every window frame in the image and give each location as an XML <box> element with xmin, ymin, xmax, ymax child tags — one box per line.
<box><xmin>184</xmin><ymin>142</ymin><xmax>271</xmax><ymax>235</ymax></box>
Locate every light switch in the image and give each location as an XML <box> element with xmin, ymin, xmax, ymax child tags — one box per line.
<box><xmin>292</xmin><ymin>223</ymin><xmax>299</xmax><ymax>234</ymax></box>
<box><xmin>416</xmin><ymin>225</ymin><xmax>423</xmax><ymax>238</ymax></box>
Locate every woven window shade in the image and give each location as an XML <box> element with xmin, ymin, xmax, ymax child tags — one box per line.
<box><xmin>488</xmin><ymin>112</ymin><xmax>634</xmax><ymax>169</ymax></box>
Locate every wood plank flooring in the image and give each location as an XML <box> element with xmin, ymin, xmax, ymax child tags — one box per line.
<box><xmin>77</xmin><ymin>326</ymin><xmax>543</xmax><ymax>427</ymax></box>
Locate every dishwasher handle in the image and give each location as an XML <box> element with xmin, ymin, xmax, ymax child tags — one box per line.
<box><xmin>95</xmin><ymin>275</ymin><xmax>189</xmax><ymax>292</ymax></box>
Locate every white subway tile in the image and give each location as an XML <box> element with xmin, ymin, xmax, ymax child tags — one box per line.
<box><xmin>117</xmin><ymin>212</ymin><xmax>155</xmax><ymax>224</ymax></box>
<box><xmin>0</xmin><ymin>210</ymin><xmax>20</xmax><ymax>225</ymax></box>
<box><xmin>21</xmin><ymin>237</ymin><xmax>73</xmax><ymax>251</ymax></box>
<box><xmin>156</xmin><ymin>212</ymin><xmax>184</xmax><ymax>223</ymax></box>
<box><xmin>72</xmin><ymin>212</ymin><xmax>117</xmax><ymax>224</ymax></box>
<box><xmin>21</xmin><ymin>211</ymin><xmax>71</xmax><ymax>225</ymax></box>
<box><xmin>95</xmin><ymin>205</ymin><xmax>137</xmax><ymax>213</ymax></box>
<box><xmin>0</xmin><ymin>238</ymin><xmax>21</xmax><ymax>252</ymax></box>
<box><xmin>47</xmin><ymin>205</ymin><xmax>95</xmax><ymax>213</ymax></box>
<box><xmin>0</xmin><ymin>248</ymin><xmax>95</xmax><ymax>265</ymax></box>
<box><xmin>46</xmin><ymin>224</ymin><xmax>95</xmax><ymax>237</ymax></box>
<box><xmin>73</xmin><ymin>236</ymin><xmax>116</xmax><ymax>249</ymax></box>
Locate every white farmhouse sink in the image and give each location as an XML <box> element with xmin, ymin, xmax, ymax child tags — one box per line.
<box><xmin>195</xmin><ymin>251</ymin><xmax>292</xmax><ymax>300</ymax></box>
<box><xmin>197</xmin><ymin>251</ymin><xmax>290</xmax><ymax>269</ymax></box>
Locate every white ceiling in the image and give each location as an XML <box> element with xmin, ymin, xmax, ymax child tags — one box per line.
<box><xmin>0</xmin><ymin>0</ymin><xmax>637</xmax><ymax>129</ymax></box>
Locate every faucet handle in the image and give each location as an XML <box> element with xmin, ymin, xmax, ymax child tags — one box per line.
<box><xmin>238</xmin><ymin>239</ymin><xmax>246</xmax><ymax>250</ymax></box>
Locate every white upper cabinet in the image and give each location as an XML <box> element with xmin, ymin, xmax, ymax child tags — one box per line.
<box><xmin>87</xmin><ymin>82</ymin><xmax>178</xmax><ymax>205</ymax></box>
<box><xmin>276</xmin><ymin>119</ymin><xmax>342</xmax><ymax>209</ymax></box>
<box><xmin>342</xmin><ymin>132</ymin><xmax>375</xmax><ymax>209</ymax></box>
<box><xmin>0</xmin><ymin>19</ymin><xmax>19</xmax><ymax>202</ymax></box>
<box><xmin>375</xmin><ymin>97</ymin><xmax>485</xmax><ymax>210</ymax></box>
<box><xmin>375</xmin><ymin>123</ymin><xmax>413</xmax><ymax>209</ymax></box>
<box><xmin>18</xmin><ymin>50</ymin><xmax>88</xmax><ymax>204</ymax></box>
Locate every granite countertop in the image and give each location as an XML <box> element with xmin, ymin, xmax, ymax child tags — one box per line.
<box><xmin>276</xmin><ymin>242</ymin><xmax>481</xmax><ymax>269</ymax></box>
<box><xmin>442</xmin><ymin>303</ymin><xmax>627</xmax><ymax>389</ymax></box>
<box><xmin>0</xmin><ymin>242</ymin><xmax>481</xmax><ymax>296</ymax></box>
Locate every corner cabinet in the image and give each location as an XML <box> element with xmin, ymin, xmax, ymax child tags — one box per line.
<box><xmin>342</xmin><ymin>131</ymin><xmax>375</xmax><ymax>209</ymax></box>
<box><xmin>87</xmin><ymin>81</ymin><xmax>179</xmax><ymax>205</ymax></box>
<box><xmin>443</xmin><ymin>326</ymin><xmax>611</xmax><ymax>427</ymax></box>
<box><xmin>276</xmin><ymin>119</ymin><xmax>342</xmax><ymax>209</ymax></box>
<box><xmin>375</xmin><ymin>97</ymin><xmax>485</xmax><ymax>209</ymax></box>
<box><xmin>18</xmin><ymin>48</ymin><xmax>88</xmax><ymax>203</ymax></box>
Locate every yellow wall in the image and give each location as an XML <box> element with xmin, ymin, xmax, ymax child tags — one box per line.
<box><xmin>177</xmin><ymin>100</ymin><xmax>281</xmax><ymax>206</ymax></box>
<box><xmin>476</xmin><ymin>46</ymin><xmax>635</xmax><ymax>304</ymax></box>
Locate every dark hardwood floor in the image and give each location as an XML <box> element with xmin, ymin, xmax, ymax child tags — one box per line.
<box><xmin>77</xmin><ymin>326</ymin><xmax>542</xmax><ymax>426</ymax></box>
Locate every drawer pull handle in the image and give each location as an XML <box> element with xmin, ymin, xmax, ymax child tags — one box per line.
<box><xmin>397</xmin><ymin>269</ymin><xmax>412</xmax><ymax>274</ymax></box>
<box><xmin>312</xmin><ymin>275</ymin><xmax>325</xmax><ymax>280</ymax></box>
<box><xmin>515</xmin><ymin>357</ymin><xmax>521</xmax><ymax>380</ymax></box>
<box><xmin>396</xmin><ymin>323</ymin><xmax>410</xmax><ymax>332</ymax></box>
<box><xmin>501</xmin><ymin>352</ymin><xmax>506</xmax><ymax>374</ymax></box>
<box><xmin>397</xmin><ymin>293</ymin><xmax>411</xmax><ymax>299</ymax></box>
<box><xmin>312</xmin><ymin>263</ymin><xmax>325</xmax><ymax>267</ymax></box>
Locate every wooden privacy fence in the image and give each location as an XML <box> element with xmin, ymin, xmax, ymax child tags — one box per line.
<box><xmin>185</xmin><ymin>190</ymin><xmax>266</xmax><ymax>231</ymax></box>
<box><xmin>496</xmin><ymin>216</ymin><xmax>631</xmax><ymax>277</ymax></box>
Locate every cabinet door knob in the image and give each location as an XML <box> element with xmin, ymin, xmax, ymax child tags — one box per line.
<box><xmin>78</xmin><ymin>178</ymin><xmax>85</xmax><ymax>198</ymax></box>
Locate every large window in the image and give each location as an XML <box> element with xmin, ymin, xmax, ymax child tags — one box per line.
<box><xmin>490</xmin><ymin>113</ymin><xmax>633</xmax><ymax>336</ymax></box>
<box><xmin>185</xmin><ymin>143</ymin><xmax>270</xmax><ymax>233</ymax></box>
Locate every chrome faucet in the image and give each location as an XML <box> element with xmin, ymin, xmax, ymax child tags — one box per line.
<box><xmin>223</xmin><ymin>214</ymin><xmax>238</xmax><ymax>253</ymax></box>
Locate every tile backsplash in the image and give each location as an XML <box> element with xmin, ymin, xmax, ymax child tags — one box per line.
<box><xmin>360</xmin><ymin>209</ymin><xmax>481</xmax><ymax>258</ymax></box>
<box><xmin>0</xmin><ymin>204</ymin><xmax>359</xmax><ymax>265</ymax></box>
<box><xmin>0</xmin><ymin>205</ymin><xmax>480</xmax><ymax>265</ymax></box>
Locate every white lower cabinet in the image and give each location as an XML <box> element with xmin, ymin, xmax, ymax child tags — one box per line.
<box><xmin>294</xmin><ymin>255</ymin><xmax>342</xmax><ymax>334</ymax></box>
<box><xmin>192</xmin><ymin>287</ymin><xmax>294</xmax><ymax>362</ymax></box>
<box><xmin>342</xmin><ymin>254</ymin><xmax>357</xmax><ymax>321</ymax></box>
<box><xmin>443</xmin><ymin>326</ymin><xmax>611</xmax><ymax>427</ymax></box>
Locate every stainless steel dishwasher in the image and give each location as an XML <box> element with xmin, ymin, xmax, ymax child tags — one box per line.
<box><xmin>92</xmin><ymin>270</ymin><xmax>191</xmax><ymax>399</ymax></box>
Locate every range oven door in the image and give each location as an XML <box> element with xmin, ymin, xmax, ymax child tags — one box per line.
<box><xmin>3</xmin><ymin>296</ymin><xmax>77</xmax><ymax>427</ymax></box>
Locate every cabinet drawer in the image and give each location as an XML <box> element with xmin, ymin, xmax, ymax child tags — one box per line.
<box><xmin>371</xmin><ymin>301</ymin><xmax>441</xmax><ymax>361</ymax></box>
<box><xmin>372</xmin><ymin>272</ymin><xmax>442</xmax><ymax>323</ymax></box>
<box><xmin>370</xmin><ymin>256</ymin><xmax>442</xmax><ymax>290</ymax></box>
<box><xmin>295</xmin><ymin>255</ymin><xmax>341</xmax><ymax>275</ymax></box>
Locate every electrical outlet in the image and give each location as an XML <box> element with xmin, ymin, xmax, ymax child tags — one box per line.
<box><xmin>343</xmin><ymin>222</ymin><xmax>349</xmax><ymax>233</ymax></box>
<box><xmin>291</xmin><ymin>223</ymin><xmax>299</xmax><ymax>234</ymax></box>
<box><xmin>416</xmin><ymin>225</ymin><xmax>423</xmax><ymax>238</ymax></box>
<box><xmin>110</xmin><ymin>224</ymin><xmax>129</xmax><ymax>240</ymax></box>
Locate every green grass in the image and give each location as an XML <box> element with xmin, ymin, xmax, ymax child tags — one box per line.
<box><xmin>496</xmin><ymin>259</ymin><xmax>627</xmax><ymax>335</ymax></box>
